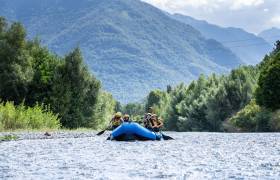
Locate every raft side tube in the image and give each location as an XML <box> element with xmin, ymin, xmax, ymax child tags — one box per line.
<box><xmin>111</xmin><ymin>122</ymin><xmax>158</xmax><ymax>141</ymax></box>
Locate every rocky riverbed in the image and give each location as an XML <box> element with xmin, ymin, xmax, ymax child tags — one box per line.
<box><xmin>1</xmin><ymin>132</ymin><xmax>280</xmax><ymax>179</ymax></box>
<box><xmin>0</xmin><ymin>131</ymin><xmax>98</xmax><ymax>141</ymax></box>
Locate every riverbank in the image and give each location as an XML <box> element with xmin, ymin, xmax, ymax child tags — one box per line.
<box><xmin>0</xmin><ymin>130</ymin><xmax>99</xmax><ymax>142</ymax></box>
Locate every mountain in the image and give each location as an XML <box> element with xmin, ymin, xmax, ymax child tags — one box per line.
<box><xmin>171</xmin><ymin>14</ymin><xmax>272</xmax><ymax>65</ymax></box>
<box><xmin>0</xmin><ymin>0</ymin><xmax>242</xmax><ymax>103</ymax></box>
<box><xmin>259</xmin><ymin>27</ymin><xmax>280</xmax><ymax>46</ymax></box>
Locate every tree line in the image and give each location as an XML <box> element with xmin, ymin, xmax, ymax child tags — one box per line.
<box><xmin>0</xmin><ymin>17</ymin><xmax>115</xmax><ymax>129</ymax></box>
<box><xmin>1</xmin><ymin>16</ymin><xmax>279</xmax><ymax>132</ymax></box>
<box><xmin>126</xmin><ymin>41</ymin><xmax>280</xmax><ymax>132</ymax></box>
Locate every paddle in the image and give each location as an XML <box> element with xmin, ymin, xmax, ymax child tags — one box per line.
<box><xmin>154</xmin><ymin>128</ymin><xmax>174</xmax><ymax>140</ymax></box>
<box><xmin>161</xmin><ymin>133</ymin><xmax>174</xmax><ymax>140</ymax></box>
<box><xmin>153</xmin><ymin>126</ymin><xmax>174</xmax><ymax>140</ymax></box>
<box><xmin>96</xmin><ymin>128</ymin><xmax>109</xmax><ymax>136</ymax></box>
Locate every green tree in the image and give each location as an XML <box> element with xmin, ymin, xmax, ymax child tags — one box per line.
<box><xmin>145</xmin><ymin>67</ymin><xmax>258</xmax><ymax>132</ymax></box>
<box><xmin>26</xmin><ymin>39</ymin><xmax>60</xmax><ymax>106</ymax></box>
<box><xmin>256</xmin><ymin>51</ymin><xmax>280</xmax><ymax>110</ymax></box>
<box><xmin>123</xmin><ymin>103</ymin><xmax>144</xmax><ymax>116</ymax></box>
<box><xmin>51</xmin><ymin>48</ymin><xmax>101</xmax><ymax>128</ymax></box>
<box><xmin>230</xmin><ymin>100</ymin><xmax>272</xmax><ymax>132</ymax></box>
<box><xmin>91</xmin><ymin>91</ymin><xmax>116</xmax><ymax>129</ymax></box>
<box><xmin>145</xmin><ymin>89</ymin><xmax>165</xmax><ymax>111</ymax></box>
<box><xmin>0</xmin><ymin>18</ymin><xmax>33</xmax><ymax>104</ymax></box>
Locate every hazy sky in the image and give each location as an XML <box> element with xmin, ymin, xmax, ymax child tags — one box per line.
<box><xmin>142</xmin><ymin>0</ymin><xmax>280</xmax><ymax>34</ymax></box>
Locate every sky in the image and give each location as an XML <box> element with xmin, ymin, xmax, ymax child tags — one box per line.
<box><xmin>142</xmin><ymin>0</ymin><xmax>280</xmax><ymax>34</ymax></box>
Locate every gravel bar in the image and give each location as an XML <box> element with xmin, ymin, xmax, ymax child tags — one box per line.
<box><xmin>0</xmin><ymin>131</ymin><xmax>101</xmax><ymax>141</ymax></box>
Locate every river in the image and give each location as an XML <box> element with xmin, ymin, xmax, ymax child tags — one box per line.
<box><xmin>0</xmin><ymin>132</ymin><xmax>280</xmax><ymax>179</ymax></box>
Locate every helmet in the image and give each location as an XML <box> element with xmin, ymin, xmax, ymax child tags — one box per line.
<box><xmin>123</xmin><ymin>114</ymin><xmax>130</xmax><ymax>118</ymax></box>
<box><xmin>146</xmin><ymin>113</ymin><xmax>152</xmax><ymax>118</ymax></box>
<box><xmin>115</xmin><ymin>112</ymin><xmax>122</xmax><ymax>118</ymax></box>
<box><xmin>148</xmin><ymin>107</ymin><xmax>154</xmax><ymax>113</ymax></box>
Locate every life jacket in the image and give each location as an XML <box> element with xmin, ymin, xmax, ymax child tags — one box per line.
<box><xmin>144</xmin><ymin>113</ymin><xmax>152</xmax><ymax>128</ymax></box>
<box><xmin>145</xmin><ymin>115</ymin><xmax>161</xmax><ymax>129</ymax></box>
<box><xmin>112</xmin><ymin>118</ymin><xmax>122</xmax><ymax>126</ymax></box>
<box><xmin>123</xmin><ymin>118</ymin><xmax>130</xmax><ymax>122</ymax></box>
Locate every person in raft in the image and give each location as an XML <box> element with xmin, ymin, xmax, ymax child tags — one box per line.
<box><xmin>148</xmin><ymin>114</ymin><xmax>163</xmax><ymax>132</ymax></box>
<box><xmin>143</xmin><ymin>107</ymin><xmax>154</xmax><ymax>128</ymax></box>
<box><xmin>143</xmin><ymin>107</ymin><xmax>163</xmax><ymax>132</ymax></box>
<box><xmin>123</xmin><ymin>114</ymin><xmax>131</xmax><ymax>122</ymax></box>
<box><xmin>110</xmin><ymin>112</ymin><xmax>123</xmax><ymax>129</ymax></box>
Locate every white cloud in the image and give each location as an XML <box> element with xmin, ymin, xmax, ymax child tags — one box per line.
<box><xmin>145</xmin><ymin>0</ymin><xmax>208</xmax><ymax>8</ymax></box>
<box><xmin>142</xmin><ymin>0</ymin><xmax>217</xmax><ymax>12</ymax></box>
<box><xmin>270</xmin><ymin>15</ymin><xmax>280</xmax><ymax>24</ymax></box>
<box><xmin>231</xmin><ymin>0</ymin><xmax>264</xmax><ymax>10</ymax></box>
<box><xmin>143</xmin><ymin>0</ymin><xmax>264</xmax><ymax>11</ymax></box>
<box><xmin>142</xmin><ymin>0</ymin><xmax>280</xmax><ymax>33</ymax></box>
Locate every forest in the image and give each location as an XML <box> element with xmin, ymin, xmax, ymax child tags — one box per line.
<box><xmin>0</xmin><ymin>17</ymin><xmax>115</xmax><ymax>130</ymax></box>
<box><xmin>125</xmin><ymin>42</ymin><xmax>280</xmax><ymax>132</ymax></box>
<box><xmin>0</xmin><ymin>16</ymin><xmax>279</xmax><ymax>132</ymax></box>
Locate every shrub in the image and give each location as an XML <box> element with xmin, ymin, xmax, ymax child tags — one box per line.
<box><xmin>269</xmin><ymin>110</ymin><xmax>280</xmax><ymax>131</ymax></box>
<box><xmin>0</xmin><ymin>101</ymin><xmax>60</xmax><ymax>131</ymax></box>
<box><xmin>230</xmin><ymin>100</ymin><xmax>273</xmax><ymax>132</ymax></box>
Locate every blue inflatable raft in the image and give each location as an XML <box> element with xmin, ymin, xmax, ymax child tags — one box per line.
<box><xmin>109</xmin><ymin>122</ymin><xmax>161</xmax><ymax>141</ymax></box>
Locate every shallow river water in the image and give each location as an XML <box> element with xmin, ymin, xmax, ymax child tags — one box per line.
<box><xmin>1</xmin><ymin>132</ymin><xmax>280</xmax><ymax>179</ymax></box>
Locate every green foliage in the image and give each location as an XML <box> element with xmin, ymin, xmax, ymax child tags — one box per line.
<box><xmin>0</xmin><ymin>17</ymin><xmax>113</xmax><ymax>130</ymax></box>
<box><xmin>91</xmin><ymin>91</ymin><xmax>116</xmax><ymax>129</ymax></box>
<box><xmin>229</xmin><ymin>42</ymin><xmax>280</xmax><ymax>132</ymax></box>
<box><xmin>145</xmin><ymin>66</ymin><xmax>259</xmax><ymax>132</ymax></box>
<box><xmin>0</xmin><ymin>18</ymin><xmax>34</xmax><ymax>104</ymax></box>
<box><xmin>145</xmin><ymin>90</ymin><xmax>166</xmax><ymax>111</ymax></box>
<box><xmin>230</xmin><ymin>100</ymin><xmax>273</xmax><ymax>132</ymax></box>
<box><xmin>163</xmin><ymin>83</ymin><xmax>187</xmax><ymax>131</ymax></box>
<box><xmin>269</xmin><ymin>110</ymin><xmax>280</xmax><ymax>131</ymax></box>
<box><xmin>123</xmin><ymin>103</ymin><xmax>144</xmax><ymax>116</ymax></box>
<box><xmin>256</xmin><ymin>44</ymin><xmax>280</xmax><ymax>110</ymax></box>
<box><xmin>115</xmin><ymin>101</ymin><xmax>122</xmax><ymax>112</ymax></box>
<box><xmin>51</xmin><ymin>48</ymin><xmax>101</xmax><ymax>128</ymax></box>
<box><xmin>0</xmin><ymin>101</ymin><xmax>60</xmax><ymax>131</ymax></box>
<box><xmin>122</xmin><ymin>102</ymin><xmax>145</xmax><ymax>122</ymax></box>
<box><xmin>26</xmin><ymin>39</ymin><xmax>61</xmax><ymax>105</ymax></box>
<box><xmin>0</xmin><ymin>135</ymin><xmax>19</xmax><ymax>142</ymax></box>
<box><xmin>139</xmin><ymin>41</ymin><xmax>280</xmax><ymax>132</ymax></box>
<box><xmin>0</xmin><ymin>1</ymin><xmax>242</xmax><ymax>103</ymax></box>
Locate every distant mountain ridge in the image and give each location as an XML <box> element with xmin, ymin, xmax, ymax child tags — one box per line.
<box><xmin>0</xmin><ymin>0</ymin><xmax>242</xmax><ymax>103</ymax></box>
<box><xmin>259</xmin><ymin>27</ymin><xmax>280</xmax><ymax>46</ymax></box>
<box><xmin>171</xmin><ymin>14</ymin><xmax>272</xmax><ymax>65</ymax></box>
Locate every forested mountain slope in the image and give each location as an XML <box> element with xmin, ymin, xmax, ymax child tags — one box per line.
<box><xmin>0</xmin><ymin>0</ymin><xmax>242</xmax><ymax>103</ymax></box>
<box><xmin>171</xmin><ymin>14</ymin><xmax>272</xmax><ymax>65</ymax></box>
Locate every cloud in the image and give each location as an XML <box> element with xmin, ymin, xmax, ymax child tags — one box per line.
<box><xmin>142</xmin><ymin>0</ymin><xmax>280</xmax><ymax>33</ymax></box>
<box><xmin>142</xmin><ymin>0</ymin><xmax>218</xmax><ymax>12</ymax></box>
<box><xmin>270</xmin><ymin>15</ymin><xmax>280</xmax><ymax>25</ymax></box>
<box><xmin>145</xmin><ymin>0</ymin><xmax>208</xmax><ymax>8</ymax></box>
<box><xmin>143</xmin><ymin>0</ymin><xmax>264</xmax><ymax>11</ymax></box>
<box><xmin>231</xmin><ymin>0</ymin><xmax>264</xmax><ymax>10</ymax></box>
